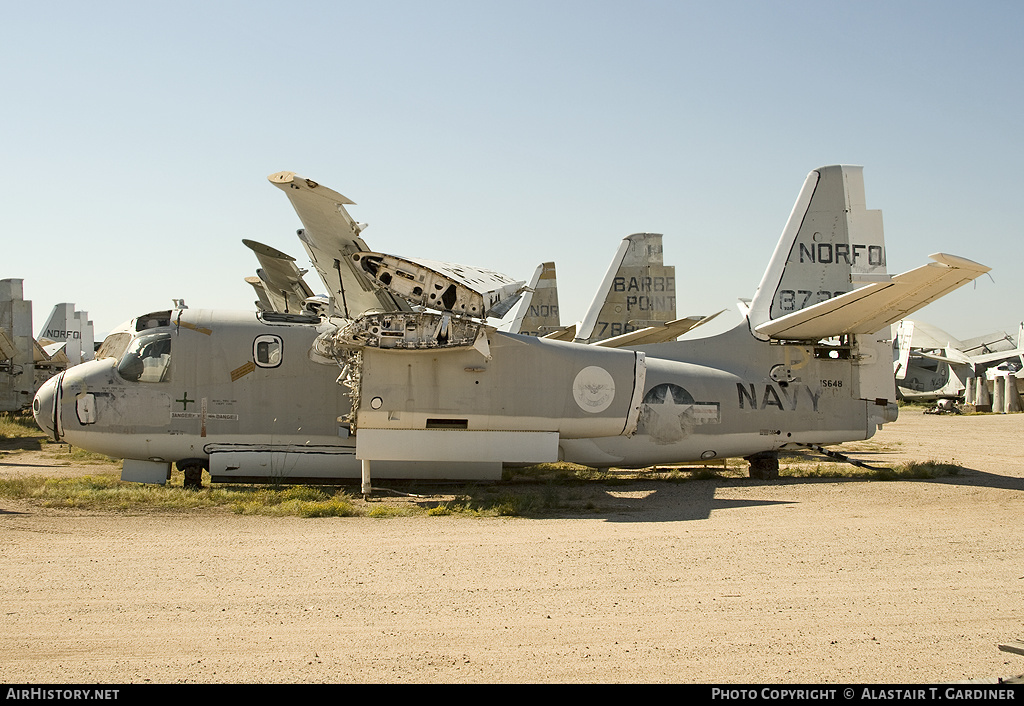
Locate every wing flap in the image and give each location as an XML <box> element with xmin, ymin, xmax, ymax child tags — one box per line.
<box><xmin>755</xmin><ymin>253</ymin><xmax>990</xmax><ymax>340</ymax></box>
<box><xmin>242</xmin><ymin>239</ymin><xmax>315</xmax><ymax>314</ymax></box>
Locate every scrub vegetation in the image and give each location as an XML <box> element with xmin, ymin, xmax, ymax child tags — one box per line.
<box><xmin>0</xmin><ymin>422</ymin><xmax>961</xmax><ymax>517</ymax></box>
<box><xmin>0</xmin><ymin>412</ymin><xmax>40</xmax><ymax>440</ymax></box>
<box><xmin>0</xmin><ymin>457</ymin><xmax>963</xmax><ymax>518</ymax></box>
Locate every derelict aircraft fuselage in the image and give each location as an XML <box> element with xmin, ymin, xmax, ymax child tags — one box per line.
<box><xmin>33</xmin><ymin>166</ymin><xmax>990</xmax><ymax>487</ymax></box>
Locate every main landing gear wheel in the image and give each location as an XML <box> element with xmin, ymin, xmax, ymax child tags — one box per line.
<box><xmin>179</xmin><ymin>462</ymin><xmax>206</xmax><ymax>490</ymax></box>
<box><xmin>745</xmin><ymin>453</ymin><xmax>779</xmax><ymax>480</ymax></box>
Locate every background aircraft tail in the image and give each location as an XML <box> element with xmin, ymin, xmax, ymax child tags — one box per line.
<box><xmin>574</xmin><ymin>233</ymin><xmax>676</xmax><ymax>344</ymax></box>
<box><xmin>508</xmin><ymin>262</ymin><xmax>561</xmax><ymax>336</ymax></box>
<box><xmin>37</xmin><ymin>303</ymin><xmax>94</xmax><ymax>365</ymax></box>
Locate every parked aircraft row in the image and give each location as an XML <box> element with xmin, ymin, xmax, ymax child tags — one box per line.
<box><xmin>32</xmin><ymin>165</ymin><xmax>990</xmax><ymax>492</ymax></box>
<box><xmin>0</xmin><ymin>280</ymin><xmax>94</xmax><ymax>412</ymax></box>
<box><xmin>893</xmin><ymin>319</ymin><xmax>1024</xmax><ymax>402</ymax></box>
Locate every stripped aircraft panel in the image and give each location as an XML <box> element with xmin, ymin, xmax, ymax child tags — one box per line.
<box><xmin>352</xmin><ymin>252</ymin><xmax>524</xmax><ymax>319</ymax></box>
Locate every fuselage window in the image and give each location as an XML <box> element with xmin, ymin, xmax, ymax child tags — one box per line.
<box><xmin>254</xmin><ymin>335</ymin><xmax>283</xmax><ymax>368</ymax></box>
<box><xmin>117</xmin><ymin>332</ymin><xmax>172</xmax><ymax>383</ymax></box>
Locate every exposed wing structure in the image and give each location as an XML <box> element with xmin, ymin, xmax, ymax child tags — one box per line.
<box><xmin>593</xmin><ymin>312</ymin><xmax>723</xmax><ymax>348</ymax></box>
<box><xmin>267</xmin><ymin>171</ymin><xmax>410</xmax><ymax>317</ymax></box>
<box><xmin>242</xmin><ymin>239</ymin><xmax>315</xmax><ymax>314</ymax></box>
<box><xmin>755</xmin><ymin>253</ymin><xmax>990</xmax><ymax>340</ymax></box>
<box><xmin>352</xmin><ymin>253</ymin><xmax>524</xmax><ymax>319</ymax></box>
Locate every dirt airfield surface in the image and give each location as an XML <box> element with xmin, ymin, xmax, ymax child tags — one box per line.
<box><xmin>2</xmin><ymin>409</ymin><xmax>1024</xmax><ymax>684</ymax></box>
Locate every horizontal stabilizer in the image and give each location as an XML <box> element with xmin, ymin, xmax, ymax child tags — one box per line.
<box><xmin>593</xmin><ymin>311</ymin><xmax>723</xmax><ymax>348</ymax></box>
<box><xmin>33</xmin><ymin>338</ymin><xmax>68</xmax><ymax>366</ymax></box>
<box><xmin>910</xmin><ymin>349</ymin><xmax>974</xmax><ymax>366</ymax></box>
<box><xmin>971</xmin><ymin>347</ymin><xmax>1024</xmax><ymax>365</ymax></box>
<box><xmin>542</xmin><ymin>324</ymin><xmax>577</xmax><ymax>341</ymax></box>
<box><xmin>755</xmin><ymin>253</ymin><xmax>990</xmax><ymax>340</ymax></box>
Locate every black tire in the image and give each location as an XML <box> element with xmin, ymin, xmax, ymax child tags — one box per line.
<box><xmin>746</xmin><ymin>454</ymin><xmax>779</xmax><ymax>480</ymax></box>
<box><xmin>180</xmin><ymin>463</ymin><xmax>205</xmax><ymax>490</ymax></box>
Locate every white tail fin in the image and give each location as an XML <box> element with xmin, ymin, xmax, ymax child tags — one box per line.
<box><xmin>747</xmin><ymin>166</ymin><xmax>988</xmax><ymax>341</ymax></box>
<box><xmin>37</xmin><ymin>303</ymin><xmax>93</xmax><ymax>365</ymax></box>
<box><xmin>748</xmin><ymin>165</ymin><xmax>887</xmax><ymax>334</ymax></box>
<box><xmin>508</xmin><ymin>262</ymin><xmax>561</xmax><ymax>336</ymax></box>
<box><xmin>575</xmin><ymin>233</ymin><xmax>676</xmax><ymax>344</ymax></box>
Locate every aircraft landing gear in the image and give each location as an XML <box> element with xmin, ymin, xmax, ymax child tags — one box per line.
<box><xmin>177</xmin><ymin>460</ymin><xmax>207</xmax><ymax>490</ymax></box>
<box><xmin>745</xmin><ymin>453</ymin><xmax>779</xmax><ymax>480</ymax></box>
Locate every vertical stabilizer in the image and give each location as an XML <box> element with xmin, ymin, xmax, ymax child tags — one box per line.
<box><xmin>508</xmin><ymin>262</ymin><xmax>560</xmax><ymax>336</ymax></box>
<box><xmin>747</xmin><ymin>166</ymin><xmax>887</xmax><ymax>336</ymax></box>
<box><xmin>38</xmin><ymin>304</ymin><xmax>94</xmax><ymax>365</ymax></box>
<box><xmin>575</xmin><ymin>233</ymin><xmax>676</xmax><ymax>344</ymax></box>
<box><xmin>894</xmin><ymin>319</ymin><xmax>914</xmax><ymax>380</ymax></box>
<box><xmin>0</xmin><ymin>279</ymin><xmax>35</xmax><ymax>411</ymax></box>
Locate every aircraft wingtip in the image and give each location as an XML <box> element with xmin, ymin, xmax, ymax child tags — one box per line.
<box><xmin>268</xmin><ymin>171</ymin><xmax>297</xmax><ymax>184</ymax></box>
<box><xmin>928</xmin><ymin>253</ymin><xmax>991</xmax><ymax>273</ymax></box>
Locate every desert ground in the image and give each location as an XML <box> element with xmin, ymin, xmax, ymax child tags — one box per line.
<box><xmin>2</xmin><ymin>408</ymin><xmax>1023</xmax><ymax>684</ymax></box>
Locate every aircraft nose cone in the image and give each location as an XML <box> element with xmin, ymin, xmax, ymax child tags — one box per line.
<box><xmin>32</xmin><ymin>375</ymin><xmax>58</xmax><ymax>439</ymax></box>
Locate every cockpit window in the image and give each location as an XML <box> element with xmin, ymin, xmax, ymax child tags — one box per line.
<box><xmin>117</xmin><ymin>332</ymin><xmax>172</xmax><ymax>383</ymax></box>
<box><xmin>135</xmin><ymin>311</ymin><xmax>171</xmax><ymax>331</ymax></box>
<box><xmin>96</xmin><ymin>332</ymin><xmax>132</xmax><ymax>361</ymax></box>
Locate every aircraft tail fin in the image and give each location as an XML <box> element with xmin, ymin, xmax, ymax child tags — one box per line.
<box><xmin>574</xmin><ymin>233</ymin><xmax>676</xmax><ymax>344</ymax></box>
<box><xmin>747</xmin><ymin>166</ymin><xmax>989</xmax><ymax>341</ymax></box>
<box><xmin>747</xmin><ymin>165</ymin><xmax>887</xmax><ymax>336</ymax></box>
<box><xmin>37</xmin><ymin>303</ymin><xmax>93</xmax><ymax>365</ymax></box>
<box><xmin>508</xmin><ymin>262</ymin><xmax>561</xmax><ymax>336</ymax></box>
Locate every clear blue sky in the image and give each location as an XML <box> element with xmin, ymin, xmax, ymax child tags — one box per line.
<box><xmin>3</xmin><ymin>1</ymin><xmax>1021</xmax><ymax>340</ymax></box>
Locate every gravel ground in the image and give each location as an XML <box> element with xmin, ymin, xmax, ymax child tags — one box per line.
<box><xmin>2</xmin><ymin>409</ymin><xmax>1023</xmax><ymax>684</ymax></box>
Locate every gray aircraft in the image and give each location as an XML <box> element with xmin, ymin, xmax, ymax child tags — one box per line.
<box><xmin>893</xmin><ymin>319</ymin><xmax>1024</xmax><ymax>401</ymax></box>
<box><xmin>32</xmin><ymin>165</ymin><xmax>989</xmax><ymax>491</ymax></box>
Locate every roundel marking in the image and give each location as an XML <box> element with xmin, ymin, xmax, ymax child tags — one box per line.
<box><xmin>572</xmin><ymin>366</ymin><xmax>615</xmax><ymax>413</ymax></box>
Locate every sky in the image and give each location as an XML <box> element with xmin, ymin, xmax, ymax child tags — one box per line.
<box><xmin>2</xmin><ymin>1</ymin><xmax>1022</xmax><ymax>341</ymax></box>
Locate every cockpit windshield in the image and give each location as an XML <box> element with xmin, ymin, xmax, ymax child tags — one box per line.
<box><xmin>117</xmin><ymin>332</ymin><xmax>172</xmax><ymax>382</ymax></box>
